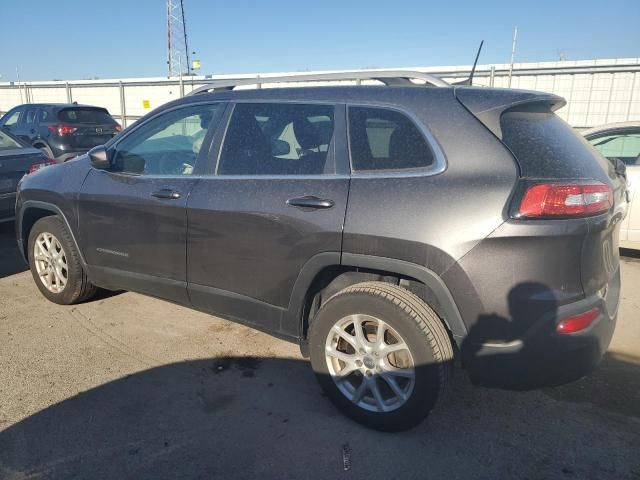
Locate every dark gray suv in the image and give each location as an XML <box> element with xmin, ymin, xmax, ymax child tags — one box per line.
<box><xmin>14</xmin><ymin>71</ymin><xmax>625</xmax><ymax>431</ymax></box>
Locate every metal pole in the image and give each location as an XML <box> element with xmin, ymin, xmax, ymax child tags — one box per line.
<box><xmin>489</xmin><ymin>66</ymin><xmax>495</xmax><ymax>87</ymax></box>
<box><xmin>604</xmin><ymin>73</ymin><xmax>615</xmax><ymax>124</ymax></box>
<box><xmin>65</xmin><ymin>82</ymin><xmax>72</xmax><ymax>103</ymax></box>
<box><xmin>179</xmin><ymin>71</ymin><xmax>185</xmax><ymax>97</ymax></box>
<box><xmin>626</xmin><ymin>72</ymin><xmax>637</xmax><ymax>121</ymax></box>
<box><xmin>16</xmin><ymin>65</ymin><xmax>23</xmax><ymax>104</ymax></box>
<box><xmin>508</xmin><ymin>26</ymin><xmax>518</xmax><ymax>88</ymax></box>
<box><xmin>119</xmin><ymin>81</ymin><xmax>127</xmax><ymax>128</ymax></box>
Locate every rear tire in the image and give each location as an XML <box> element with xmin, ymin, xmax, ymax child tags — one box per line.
<box><xmin>36</xmin><ymin>144</ymin><xmax>55</xmax><ymax>160</ymax></box>
<box><xmin>28</xmin><ymin>216</ymin><xmax>97</xmax><ymax>305</ymax></box>
<box><xmin>309</xmin><ymin>281</ymin><xmax>453</xmax><ymax>432</ymax></box>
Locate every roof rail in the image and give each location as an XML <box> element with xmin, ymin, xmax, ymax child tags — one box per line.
<box><xmin>186</xmin><ymin>70</ymin><xmax>449</xmax><ymax>96</ymax></box>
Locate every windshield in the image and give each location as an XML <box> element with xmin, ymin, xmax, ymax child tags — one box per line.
<box><xmin>0</xmin><ymin>129</ymin><xmax>22</xmax><ymax>150</ymax></box>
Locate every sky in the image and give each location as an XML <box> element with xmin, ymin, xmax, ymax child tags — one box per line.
<box><xmin>1</xmin><ymin>0</ymin><xmax>639</xmax><ymax>81</ymax></box>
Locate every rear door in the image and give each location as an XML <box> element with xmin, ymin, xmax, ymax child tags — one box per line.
<box><xmin>186</xmin><ymin>102</ymin><xmax>349</xmax><ymax>335</ymax></box>
<box><xmin>77</xmin><ymin>102</ymin><xmax>225</xmax><ymax>303</ymax></box>
<box><xmin>57</xmin><ymin>107</ymin><xmax>120</xmax><ymax>149</ymax></box>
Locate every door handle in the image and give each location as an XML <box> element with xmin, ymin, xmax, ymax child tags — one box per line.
<box><xmin>151</xmin><ymin>189</ymin><xmax>181</xmax><ymax>199</ymax></box>
<box><xmin>286</xmin><ymin>195</ymin><xmax>334</xmax><ymax>210</ymax></box>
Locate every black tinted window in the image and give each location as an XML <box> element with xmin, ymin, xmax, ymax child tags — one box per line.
<box><xmin>58</xmin><ymin>108</ymin><xmax>114</xmax><ymax>124</ymax></box>
<box><xmin>348</xmin><ymin>107</ymin><xmax>434</xmax><ymax>171</ymax></box>
<box><xmin>218</xmin><ymin>103</ymin><xmax>335</xmax><ymax>175</ymax></box>
<box><xmin>501</xmin><ymin>110</ymin><xmax>611</xmax><ymax>178</ymax></box>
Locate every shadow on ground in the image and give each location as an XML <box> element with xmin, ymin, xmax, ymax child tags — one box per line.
<box><xmin>0</xmin><ymin>222</ymin><xmax>27</xmax><ymax>279</ymax></box>
<box><xmin>1</xmin><ymin>354</ymin><xmax>639</xmax><ymax>480</ymax></box>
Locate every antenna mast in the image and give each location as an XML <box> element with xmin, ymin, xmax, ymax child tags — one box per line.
<box><xmin>167</xmin><ymin>0</ymin><xmax>190</xmax><ymax>77</ymax></box>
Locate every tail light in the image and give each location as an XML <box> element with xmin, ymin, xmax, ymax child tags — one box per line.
<box><xmin>518</xmin><ymin>181</ymin><xmax>613</xmax><ymax>218</ymax></box>
<box><xmin>48</xmin><ymin>124</ymin><xmax>78</xmax><ymax>136</ymax></box>
<box><xmin>114</xmin><ymin>123</ymin><xmax>122</xmax><ymax>132</ymax></box>
<box><xmin>556</xmin><ymin>308</ymin><xmax>600</xmax><ymax>334</ymax></box>
<box><xmin>27</xmin><ymin>160</ymin><xmax>56</xmax><ymax>174</ymax></box>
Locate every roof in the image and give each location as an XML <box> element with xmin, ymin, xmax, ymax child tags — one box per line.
<box><xmin>11</xmin><ymin>103</ymin><xmax>106</xmax><ymax>109</ymax></box>
<box><xmin>582</xmin><ymin>121</ymin><xmax>640</xmax><ymax>137</ymax></box>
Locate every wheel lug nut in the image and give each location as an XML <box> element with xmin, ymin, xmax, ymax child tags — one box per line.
<box><xmin>356</xmin><ymin>360</ymin><xmax>363</xmax><ymax>367</ymax></box>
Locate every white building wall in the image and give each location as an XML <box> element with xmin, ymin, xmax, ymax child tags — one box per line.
<box><xmin>1</xmin><ymin>58</ymin><xmax>639</xmax><ymax>129</ymax></box>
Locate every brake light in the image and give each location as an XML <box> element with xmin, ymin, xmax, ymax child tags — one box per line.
<box><xmin>48</xmin><ymin>124</ymin><xmax>78</xmax><ymax>136</ymax></box>
<box><xmin>556</xmin><ymin>308</ymin><xmax>600</xmax><ymax>334</ymax></box>
<box><xmin>27</xmin><ymin>160</ymin><xmax>56</xmax><ymax>174</ymax></box>
<box><xmin>114</xmin><ymin>123</ymin><xmax>122</xmax><ymax>132</ymax></box>
<box><xmin>518</xmin><ymin>182</ymin><xmax>612</xmax><ymax>218</ymax></box>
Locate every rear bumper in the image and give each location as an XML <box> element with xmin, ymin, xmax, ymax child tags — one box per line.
<box><xmin>463</xmin><ymin>267</ymin><xmax>620</xmax><ymax>389</ymax></box>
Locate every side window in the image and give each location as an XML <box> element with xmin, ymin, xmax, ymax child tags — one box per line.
<box><xmin>589</xmin><ymin>132</ymin><xmax>640</xmax><ymax>166</ymax></box>
<box><xmin>218</xmin><ymin>103</ymin><xmax>335</xmax><ymax>175</ymax></box>
<box><xmin>348</xmin><ymin>107</ymin><xmax>435</xmax><ymax>171</ymax></box>
<box><xmin>24</xmin><ymin>108</ymin><xmax>38</xmax><ymax>126</ymax></box>
<box><xmin>110</xmin><ymin>103</ymin><xmax>222</xmax><ymax>175</ymax></box>
<box><xmin>2</xmin><ymin>109</ymin><xmax>22</xmax><ymax>127</ymax></box>
<box><xmin>39</xmin><ymin>109</ymin><xmax>50</xmax><ymax>123</ymax></box>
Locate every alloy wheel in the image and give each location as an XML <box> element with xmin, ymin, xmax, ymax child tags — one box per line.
<box><xmin>324</xmin><ymin>314</ymin><xmax>415</xmax><ymax>412</ymax></box>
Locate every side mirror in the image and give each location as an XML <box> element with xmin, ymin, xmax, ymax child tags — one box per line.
<box><xmin>88</xmin><ymin>145</ymin><xmax>110</xmax><ymax>170</ymax></box>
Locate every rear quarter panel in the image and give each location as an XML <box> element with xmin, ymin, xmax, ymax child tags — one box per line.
<box><xmin>343</xmin><ymin>89</ymin><xmax>519</xmax><ymax>275</ymax></box>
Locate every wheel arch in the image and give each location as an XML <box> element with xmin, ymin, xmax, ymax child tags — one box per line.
<box><xmin>292</xmin><ymin>252</ymin><xmax>467</xmax><ymax>350</ymax></box>
<box><xmin>18</xmin><ymin>201</ymin><xmax>84</xmax><ymax>266</ymax></box>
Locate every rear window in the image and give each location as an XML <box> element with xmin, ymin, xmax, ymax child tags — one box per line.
<box><xmin>58</xmin><ymin>108</ymin><xmax>114</xmax><ymax>124</ymax></box>
<box><xmin>0</xmin><ymin>130</ymin><xmax>22</xmax><ymax>150</ymax></box>
<box><xmin>500</xmin><ymin>109</ymin><xmax>611</xmax><ymax>180</ymax></box>
<box><xmin>348</xmin><ymin>107</ymin><xmax>434</xmax><ymax>171</ymax></box>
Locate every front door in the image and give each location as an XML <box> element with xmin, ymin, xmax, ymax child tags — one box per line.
<box><xmin>186</xmin><ymin>102</ymin><xmax>349</xmax><ymax>335</ymax></box>
<box><xmin>77</xmin><ymin>102</ymin><xmax>225</xmax><ymax>303</ymax></box>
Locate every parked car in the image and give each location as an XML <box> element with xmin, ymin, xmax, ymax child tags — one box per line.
<box><xmin>0</xmin><ymin>129</ymin><xmax>54</xmax><ymax>222</ymax></box>
<box><xmin>0</xmin><ymin>103</ymin><xmax>121</xmax><ymax>162</ymax></box>
<box><xmin>584</xmin><ymin>121</ymin><xmax>640</xmax><ymax>250</ymax></box>
<box><xmin>14</xmin><ymin>72</ymin><xmax>624</xmax><ymax>431</ymax></box>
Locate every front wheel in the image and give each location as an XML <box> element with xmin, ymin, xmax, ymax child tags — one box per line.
<box><xmin>309</xmin><ymin>281</ymin><xmax>453</xmax><ymax>432</ymax></box>
<box><xmin>28</xmin><ymin>216</ymin><xmax>97</xmax><ymax>305</ymax></box>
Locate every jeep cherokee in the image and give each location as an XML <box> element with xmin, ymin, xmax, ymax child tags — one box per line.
<box><xmin>14</xmin><ymin>71</ymin><xmax>624</xmax><ymax>431</ymax></box>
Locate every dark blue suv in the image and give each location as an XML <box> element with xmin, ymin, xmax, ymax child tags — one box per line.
<box><xmin>0</xmin><ymin>103</ymin><xmax>120</xmax><ymax>162</ymax></box>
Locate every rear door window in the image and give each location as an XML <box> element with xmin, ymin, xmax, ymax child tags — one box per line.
<box><xmin>348</xmin><ymin>107</ymin><xmax>435</xmax><ymax>171</ymax></box>
<box><xmin>58</xmin><ymin>108</ymin><xmax>115</xmax><ymax>125</ymax></box>
<box><xmin>24</xmin><ymin>108</ymin><xmax>38</xmax><ymax>126</ymax></box>
<box><xmin>218</xmin><ymin>103</ymin><xmax>336</xmax><ymax>175</ymax></box>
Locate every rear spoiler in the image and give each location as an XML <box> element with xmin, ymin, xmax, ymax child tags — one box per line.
<box><xmin>454</xmin><ymin>87</ymin><xmax>566</xmax><ymax>139</ymax></box>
